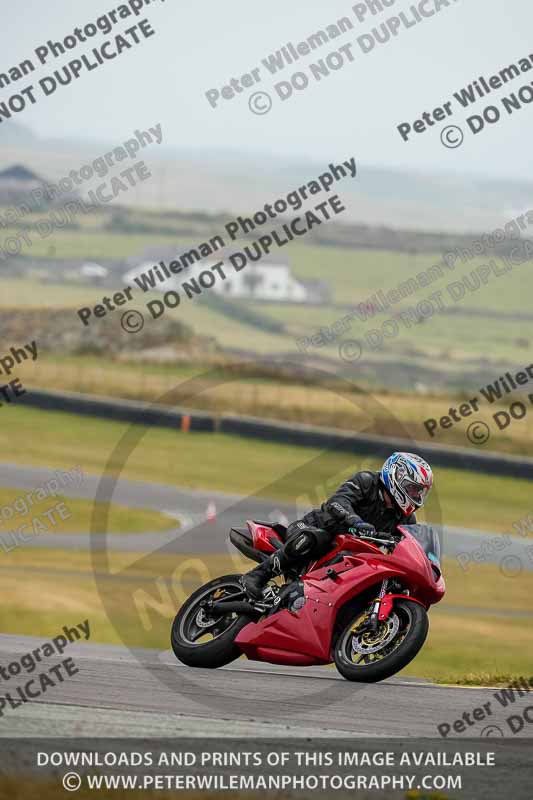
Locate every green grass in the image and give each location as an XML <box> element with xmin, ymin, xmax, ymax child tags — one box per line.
<box><xmin>1</xmin><ymin>228</ymin><xmax>179</xmax><ymax>260</ymax></box>
<box><xmin>257</xmin><ymin>297</ymin><xmax>531</xmax><ymax>362</ymax></box>
<box><xmin>267</xmin><ymin>242</ymin><xmax>533</xmax><ymax>362</ymax></box>
<box><xmin>407</xmin><ymin>613</ymin><xmax>533</xmax><ymax>684</ymax></box>
<box><xmin>2</xmin><ymin>405</ymin><xmax>533</xmax><ymax>535</ymax></box>
<box><xmin>16</xmin><ymin>349</ymin><xmax>533</xmax><ymax>458</ymax></box>
<box><xmin>289</xmin><ymin>242</ymin><xmax>532</xmax><ymax>313</ymax></box>
<box><xmin>404</xmin><ymin>558</ymin><xmax>533</xmax><ymax>683</ymax></box>
<box><xmin>0</xmin><ymin>278</ymin><xmax>113</xmax><ymax>308</ymax></box>
<box><xmin>0</xmin><ymin>487</ymin><xmax>176</xmax><ymax>535</ymax></box>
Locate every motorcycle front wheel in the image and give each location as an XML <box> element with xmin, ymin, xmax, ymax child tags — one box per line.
<box><xmin>171</xmin><ymin>574</ymin><xmax>252</xmax><ymax>668</ymax></box>
<box><xmin>334</xmin><ymin>599</ymin><xmax>429</xmax><ymax>683</ymax></box>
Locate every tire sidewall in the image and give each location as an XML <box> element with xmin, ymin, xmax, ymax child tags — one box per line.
<box><xmin>171</xmin><ymin>574</ymin><xmax>252</xmax><ymax>668</ymax></box>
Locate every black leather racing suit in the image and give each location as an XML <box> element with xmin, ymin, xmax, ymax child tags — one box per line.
<box><xmin>284</xmin><ymin>469</ymin><xmax>416</xmax><ymax>562</ymax></box>
<box><xmin>299</xmin><ymin>469</ymin><xmax>416</xmax><ymax>539</ymax></box>
<box><xmin>243</xmin><ymin>471</ymin><xmax>416</xmax><ymax>598</ymax></box>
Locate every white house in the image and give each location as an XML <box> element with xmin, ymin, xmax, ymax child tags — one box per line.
<box><xmin>124</xmin><ymin>246</ymin><xmax>330</xmax><ymax>304</ymax></box>
<box><xmin>200</xmin><ymin>257</ymin><xmax>308</xmax><ymax>302</ymax></box>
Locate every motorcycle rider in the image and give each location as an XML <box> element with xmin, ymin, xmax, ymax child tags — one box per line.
<box><xmin>241</xmin><ymin>451</ymin><xmax>433</xmax><ymax>601</ymax></box>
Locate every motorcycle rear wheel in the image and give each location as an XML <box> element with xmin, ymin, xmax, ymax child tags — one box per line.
<box><xmin>334</xmin><ymin>599</ymin><xmax>428</xmax><ymax>683</ymax></box>
<box><xmin>171</xmin><ymin>574</ymin><xmax>252</xmax><ymax>668</ymax></box>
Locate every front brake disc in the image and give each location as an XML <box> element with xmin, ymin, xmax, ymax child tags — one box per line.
<box><xmin>351</xmin><ymin>613</ymin><xmax>400</xmax><ymax>655</ymax></box>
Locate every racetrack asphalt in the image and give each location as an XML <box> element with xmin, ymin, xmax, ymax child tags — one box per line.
<box><xmin>0</xmin><ymin>634</ymin><xmax>531</xmax><ymax>739</ymax></box>
<box><xmin>0</xmin><ymin>463</ymin><xmax>530</xmax><ymax>569</ymax></box>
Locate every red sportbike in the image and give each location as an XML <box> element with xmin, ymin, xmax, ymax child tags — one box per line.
<box><xmin>171</xmin><ymin>521</ymin><xmax>445</xmax><ymax>682</ymax></box>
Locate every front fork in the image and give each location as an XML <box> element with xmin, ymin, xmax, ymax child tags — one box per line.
<box><xmin>367</xmin><ymin>579</ymin><xmax>389</xmax><ymax>632</ymax></box>
<box><xmin>367</xmin><ymin>583</ymin><xmax>423</xmax><ymax>631</ymax></box>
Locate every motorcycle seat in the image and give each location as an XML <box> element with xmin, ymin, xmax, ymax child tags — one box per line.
<box><xmin>252</xmin><ymin>520</ymin><xmax>288</xmax><ymax>541</ymax></box>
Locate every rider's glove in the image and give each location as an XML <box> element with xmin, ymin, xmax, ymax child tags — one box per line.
<box><xmin>342</xmin><ymin>513</ymin><xmax>362</xmax><ymax>530</ymax></box>
<box><xmin>347</xmin><ymin>519</ymin><xmax>376</xmax><ymax>537</ymax></box>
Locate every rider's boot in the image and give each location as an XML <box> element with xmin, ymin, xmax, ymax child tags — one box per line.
<box><xmin>241</xmin><ymin>553</ymin><xmax>288</xmax><ymax>600</ymax></box>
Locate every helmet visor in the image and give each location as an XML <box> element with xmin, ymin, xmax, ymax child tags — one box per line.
<box><xmin>403</xmin><ymin>479</ymin><xmax>429</xmax><ymax>507</ymax></box>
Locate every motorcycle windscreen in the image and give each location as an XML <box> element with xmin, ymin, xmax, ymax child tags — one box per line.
<box><xmin>398</xmin><ymin>524</ymin><xmax>442</xmax><ymax>569</ymax></box>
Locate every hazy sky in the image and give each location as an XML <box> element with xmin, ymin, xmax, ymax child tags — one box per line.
<box><xmin>2</xmin><ymin>0</ymin><xmax>532</xmax><ymax>179</ymax></box>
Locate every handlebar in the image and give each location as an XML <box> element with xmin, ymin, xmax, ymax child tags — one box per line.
<box><xmin>348</xmin><ymin>528</ymin><xmax>397</xmax><ymax>546</ymax></box>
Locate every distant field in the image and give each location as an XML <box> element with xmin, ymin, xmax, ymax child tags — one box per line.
<box><xmin>0</xmin><ymin>276</ymin><xmax>295</xmax><ymax>355</ymax></box>
<box><xmin>6</xmin><ymin>217</ymin><xmax>522</xmax><ymax>314</ymax></box>
<box><xmin>1</xmin><ymin>267</ymin><xmax>532</xmax><ymax>379</ymax></box>
<box><xmin>297</xmin><ymin>243</ymin><xmax>530</xmax><ymax>310</ymax></box>
<box><xmin>2</xmin><ymin>214</ymin><xmax>531</xmax><ymax>370</ymax></box>
<box><xmin>2</xmin><ymin>282</ymin><xmax>529</xmax><ymax>372</ymax></box>
<box><xmin>1</xmin><ymin>203</ymin><xmax>531</xmax><ymax>401</ymax></box>
<box><xmin>258</xmin><ymin>297</ymin><xmax>530</xmax><ymax>362</ymax></box>
<box><xmin>0</xmin><ymin>278</ymin><xmax>111</xmax><ymax>308</ymax></box>
<box><xmin>0</xmin><ymin>226</ymin><xmax>179</xmax><ymax>261</ymax></box>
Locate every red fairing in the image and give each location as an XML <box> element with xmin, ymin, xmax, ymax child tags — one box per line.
<box><xmin>235</xmin><ymin>526</ymin><xmax>445</xmax><ymax>666</ymax></box>
<box><xmin>247</xmin><ymin>520</ymin><xmax>283</xmax><ymax>554</ymax></box>
<box><xmin>235</xmin><ymin>585</ymin><xmax>338</xmax><ymax>665</ymax></box>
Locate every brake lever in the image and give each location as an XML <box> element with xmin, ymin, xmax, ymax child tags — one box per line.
<box><xmin>348</xmin><ymin>528</ymin><xmax>396</xmax><ymax>546</ymax></box>
<box><xmin>364</xmin><ymin>535</ymin><xmax>395</xmax><ymax>544</ymax></box>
